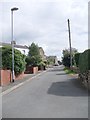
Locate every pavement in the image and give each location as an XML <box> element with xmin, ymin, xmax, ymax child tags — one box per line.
<box><xmin>2</xmin><ymin>65</ymin><xmax>88</xmax><ymax>118</ymax></box>
<box><xmin>2</xmin><ymin>69</ymin><xmax>48</xmax><ymax>95</ymax></box>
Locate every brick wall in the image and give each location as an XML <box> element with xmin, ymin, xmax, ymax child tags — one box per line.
<box><xmin>25</xmin><ymin>66</ymin><xmax>33</xmax><ymax>74</ymax></box>
<box><xmin>15</xmin><ymin>72</ymin><xmax>24</xmax><ymax>80</ymax></box>
<box><xmin>0</xmin><ymin>70</ymin><xmax>24</xmax><ymax>86</ymax></box>
<box><xmin>0</xmin><ymin>70</ymin><xmax>11</xmax><ymax>86</ymax></box>
<box><xmin>25</xmin><ymin>66</ymin><xmax>38</xmax><ymax>74</ymax></box>
<box><xmin>33</xmin><ymin>67</ymin><xmax>38</xmax><ymax>74</ymax></box>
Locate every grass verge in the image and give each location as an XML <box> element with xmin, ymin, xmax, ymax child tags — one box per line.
<box><xmin>64</xmin><ymin>67</ymin><xmax>76</xmax><ymax>75</ymax></box>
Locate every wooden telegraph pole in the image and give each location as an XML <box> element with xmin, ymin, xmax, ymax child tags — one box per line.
<box><xmin>67</xmin><ymin>19</ymin><xmax>72</xmax><ymax>68</ymax></box>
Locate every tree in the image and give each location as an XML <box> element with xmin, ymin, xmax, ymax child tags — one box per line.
<box><xmin>26</xmin><ymin>43</ymin><xmax>42</xmax><ymax>66</ymax></box>
<box><xmin>1</xmin><ymin>46</ymin><xmax>26</xmax><ymax>75</ymax></box>
<box><xmin>28</xmin><ymin>43</ymin><xmax>40</xmax><ymax>56</ymax></box>
<box><xmin>63</xmin><ymin>48</ymin><xmax>78</xmax><ymax>57</ymax></box>
<box><xmin>62</xmin><ymin>48</ymin><xmax>77</xmax><ymax>67</ymax></box>
<box><xmin>62</xmin><ymin>55</ymin><xmax>71</xmax><ymax>67</ymax></box>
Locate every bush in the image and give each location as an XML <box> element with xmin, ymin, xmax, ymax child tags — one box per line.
<box><xmin>79</xmin><ymin>49</ymin><xmax>90</xmax><ymax>73</ymax></box>
<box><xmin>25</xmin><ymin>56</ymin><xmax>42</xmax><ymax>67</ymax></box>
<box><xmin>38</xmin><ymin>61</ymin><xmax>46</xmax><ymax>70</ymax></box>
<box><xmin>1</xmin><ymin>46</ymin><xmax>26</xmax><ymax>75</ymax></box>
<box><xmin>62</xmin><ymin>55</ymin><xmax>70</xmax><ymax>67</ymax></box>
<box><xmin>62</xmin><ymin>54</ymin><xmax>74</xmax><ymax>68</ymax></box>
<box><xmin>38</xmin><ymin>61</ymin><xmax>46</xmax><ymax>66</ymax></box>
<box><xmin>74</xmin><ymin>53</ymin><xmax>81</xmax><ymax>67</ymax></box>
<box><xmin>26</xmin><ymin>43</ymin><xmax>42</xmax><ymax>67</ymax></box>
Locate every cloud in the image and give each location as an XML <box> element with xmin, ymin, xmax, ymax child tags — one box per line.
<box><xmin>0</xmin><ymin>0</ymin><xmax>89</xmax><ymax>60</ymax></box>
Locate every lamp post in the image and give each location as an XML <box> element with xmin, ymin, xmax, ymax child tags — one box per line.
<box><xmin>11</xmin><ymin>7</ymin><xmax>19</xmax><ymax>82</ymax></box>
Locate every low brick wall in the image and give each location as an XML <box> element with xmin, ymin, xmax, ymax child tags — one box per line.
<box><xmin>33</xmin><ymin>67</ymin><xmax>38</xmax><ymax>74</ymax></box>
<box><xmin>0</xmin><ymin>69</ymin><xmax>24</xmax><ymax>86</ymax></box>
<box><xmin>15</xmin><ymin>72</ymin><xmax>24</xmax><ymax>80</ymax></box>
<box><xmin>25</xmin><ymin>66</ymin><xmax>33</xmax><ymax>74</ymax></box>
<box><xmin>0</xmin><ymin>69</ymin><xmax>11</xmax><ymax>86</ymax></box>
<box><xmin>25</xmin><ymin>66</ymin><xmax>38</xmax><ymax>74</ymax></box>
<box><xmin>38</xmin><ymin>66</ymin><xmax>46</xmax><ymax>71</ymax></box>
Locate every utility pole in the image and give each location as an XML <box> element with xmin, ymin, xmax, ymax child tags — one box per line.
<box><xmin>67</xmin><ymin>19</ymin><xmax>72</xmax><ymax>68</ymax></box>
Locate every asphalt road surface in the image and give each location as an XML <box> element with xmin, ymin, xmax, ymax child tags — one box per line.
<box><xmin>2</xmin><ymin>65</ymin><xmax>88</xmax><ymax>118</ymax></box>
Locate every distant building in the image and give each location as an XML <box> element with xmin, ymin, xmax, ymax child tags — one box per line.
<box><xmin>39</xmin><ymin>47</ymin><xmax>47</xmax><ymax>61</ymax></box>
<box><xmin>47</xmin><ymin>56</ymin><xmax>58</xmax><ymax>65</ymax></box>
<box><xmin>0</xmin><ymin>42</ymin><xmax>29</xmax><ymax>56</ymax></box>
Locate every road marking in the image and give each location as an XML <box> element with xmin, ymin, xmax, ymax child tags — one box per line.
<box><xmin>2</xmin><ymin>70</ymin><xmax>48</xmax><ymax>96</ymax></box>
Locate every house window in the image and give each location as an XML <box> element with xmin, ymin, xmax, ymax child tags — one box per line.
<box><xmin>23</xmin><ymin>50</ymin><xmax>25</xmax><ymax>55</ymax></box>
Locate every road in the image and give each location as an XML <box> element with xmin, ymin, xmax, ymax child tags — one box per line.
<box><xmin>2</xmin><ymin>65</ymin><xmax>88</xmax><ymax>118</ymax></box>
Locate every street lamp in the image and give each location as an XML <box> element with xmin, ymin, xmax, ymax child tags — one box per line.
<box><xmin>11</xmin><ymin>7</ymin><xmax>19</xmax><ymax>82</ymax></box>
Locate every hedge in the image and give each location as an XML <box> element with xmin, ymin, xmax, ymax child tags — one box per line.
<box><xmin>1</xmin><ymin>46</ymin><xmax>26</xmax><ymax>75</ymax></box>
<box><xmin>79</xmin><ymin>49</ymin><xmax>90</xmax><ymax>73</ymax></box>
<box><xmin>74</xmin><ymin>53</ymin><xmax>81</xmax><ymax>67</ymax></box>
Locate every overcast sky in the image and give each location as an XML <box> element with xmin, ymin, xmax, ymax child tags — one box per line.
<box><xmin>0</xmin><ymin>0</ymin><xmax>89</xmax><ymax>60</ymax></box>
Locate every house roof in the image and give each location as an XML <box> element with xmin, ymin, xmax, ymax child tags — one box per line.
<box><xmin>0</xmin><ymin>42</ymin><xmax>29</xmax><ymax>49</ymax></box>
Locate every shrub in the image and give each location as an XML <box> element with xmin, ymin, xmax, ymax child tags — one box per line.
<box><xmin>62</xmin><ymin>54</ymin><xmax>74</xmax><ymax>68</ymax></box>
<box><xmin>38</xmin><ymin>61</ymin><xmax>46</xmax><ymax>67</ymax></box>
<box><xmin>25</xmin><ymin>55</ymin><xmax>42</xmax><ymax>67</ymax></box>
<box><xmin>74</xmin><ymin>53</ymin><xmax>81</xmax><ymax>67</ymax></box>
<box><xmin>1</xmin><ymin>46</ymin><xmax>26</xmax><ymax>75</ymax></box>
<box><xmin>62</xmin><ymin>55</ymin><xmax>70</xmax><ymax>67</ymax></box>
<box><xmin>79</xmin><ymin>49</ymin><xmax>90</xmax><ymax>73</ymax></box>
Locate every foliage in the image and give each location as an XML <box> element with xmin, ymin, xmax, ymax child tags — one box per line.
<box><xmin>74</xmin><ymin>53</ymin><xmax>81</xmax><ymax>67</ymax></box>
<box><xmin>62</xmin><ymin>48</ymin><xmax>76</xmax><ymax>67</ymax></box>
<box><xmin>38</xmin><ymin>61</ymin><xmax>46</xmax><ymax>66</ymax></box>
<box><xmin>62</xmin><ymin>48</ymin><xmax>78</xmax><ymax>57</ymax></box>
<box><xmin>79</xmin><ymin>49</ymin><xmax>90</xmax><ymax>73</ymax></box>
<box><xmin>62</xmin><ymin>54</ymin><xmax>71</xmax><ymax>67</ymax></box>
<box><xmin>28</xmin><ymin>42</ymin><xmax>40</xmax><ymax>56</ymax></box>
<box><xmin>1</xmin><ymin>46</ymin><xmax>26</xmax><ymax>75</ymax></box>
<box><xmin>64</xmin><ymin>67</ymin><xmax>76</xmax><ymax>74</ymax></box>
<box><xmin>26</xmin><ymin>43</ymin><xmax>42</xmax><ymax>66</ymax></box>
<box><xmin>26</xmin><ymin>56</ymin><xmax>42</xmax><ymax>67</ymax></box>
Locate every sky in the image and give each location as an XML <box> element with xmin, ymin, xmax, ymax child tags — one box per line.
<box><xmin>0</xmin><ymin>0</ymin><xmax>89</xmax><ymax>60</ymax></box>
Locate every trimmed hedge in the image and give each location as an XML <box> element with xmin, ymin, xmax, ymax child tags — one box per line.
<box><xmin>1</xmin><ymin>46</ymin><xmax>26</xmax><ymax>75</ymax></box>
<box><xmin>74</xmin><ymin>53</ymin><xmax>81</xmax><ymax>67</ymax></box>
<box><xmin>79</xmin><ymin>49</ymin><xmax>90</xmax><ymax>73</ymax></box>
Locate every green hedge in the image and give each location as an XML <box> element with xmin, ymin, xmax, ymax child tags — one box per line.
<box><xmin>1</xmin><ymin>46</ymin><xmax>26</xmax><ymax>75</ymax></box>
<box><xmin>79</xmin><ymin>49</ymin><xmax>90</xmax><ymax>73</ymax></box>
<box><xmin>74</xmin><ymin>53</ymin><xmax>81</xmax><ymax>67</ymax></box>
